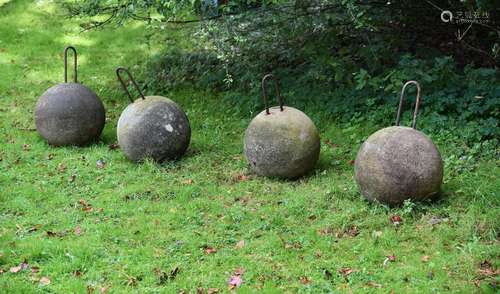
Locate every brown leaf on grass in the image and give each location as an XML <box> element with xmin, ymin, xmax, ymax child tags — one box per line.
<box><xmin>207</xmin><ymin>288</ymin><xmax>219</xmax><ymax>294</ymax></box>
<box><xmin>182</xmin><ymin>179</ymin><xmax>193</xmax><ymax>185</ymax></box>
<box><xmin>338</xmin><ymin>268</ymin><xmax>354</xmax><ymax>278</ymax></box>
<box><xmin>73</xmin><ymin>270</ymin><xmax>82</xmax><ymax>277</ymax></box>
<box><xmin>478</xmin><ymin>260</ymin><xmax>499</xmax><ymax>277</ymax></box>
<box><xmin>367</xmin><ymin>281</ymin><xmax>382</xmax><ymax>288</ymax></box>
<box><xmin>235</xmin><ymin>240</ymin><xmax>245</xmax><ymax>249</ymax></box>
<box><xmin>78</xmin><ymin>199</ymin><xmax>93</xmax><ymax>212</ymax></box>
<box><xmin>27</xmin><ymin>224</ymin><xmax>42</xmax><ymax>233</ymax></box>
<box><xmin>203</xmin><ymin>245</ymin><xmax>217</xmax><ymax>255</ymax></box>
<box><xmin>10</xmin><ymin>266</ymin><xmax>22</xmax><ymax>273</ymax></box>
<box><xmin>324</xmin><ymin>140</ymin><xmax>338</xmax><ymax>148</ymax></box>
<box><xmin>10</xmin><ymin>261</ymin><xmax>28</xmax><ymax>273</ymax></box>
<box><xmin>39</xmin><ymin>276</ymin><xmax>51</xmax><ymax>286</ymax></box>
<box><xmin>169</xmin><ymin>266</ymin><xmax>180</xmax><ymax>280</ymax></box>
<box><xmin>390</xmin><ymin>215</ymin><xmax>402</xmax><ymax>226</ymax></box>
<box><xmin>317</xmin><ymin>227</ymin><xmax>334</xmax><ymax>236</ymax></box>
<box><xmin>46</xmin><ymin>230</ymin><xmax>66</xmax><ymax>238</ymax></box>
<box><xmin>228</xmin><ymin>268</ymin><xmax>244</xmax><ymax>290</ymax></box>
<box><xmin>233</xmin><ymin>173</ymin><xmax>250</xmax><ymax>182</ymax></box>
<box><xmin>299</xmin><ymin>276</ymin><xmax>311</xmax><ymax>285</ymax></box>
<box><xmin>383</xmin><ymin>255</ymin><xmax>396</xmax><ymax>267</ymax></box>
<box><xmin>421</xmin><ymin>255</ymin><xmax>431</xmax><ymax>262</ymax></box>
<box><xmin>57</xmin><ymin>163</ymin><xmax>66</xmax><ymax>173</ymax></box>
<box><xmin>346</xmin><ymin>225</ymin><xmax>359</xmax><ymax>237</ymax></box>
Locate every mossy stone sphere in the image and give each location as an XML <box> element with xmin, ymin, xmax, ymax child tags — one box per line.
<box><xmin>244</xmin><ymin>106</ymin><xmax>320</xmax><ymax>179</ymax></box>
<box><xmin>35</xmin><ymin>83</ymin><xmax>105</xmax><ymax>146</ymax></box>
<box><xmin>117</xmin><ymin>96</ymin><xmax>191</xmax><ymax>162</ymax></box>
<box><xmin>354</xmin><ymin>126</ymin><xmax>443</xmax><ymax>205</ymax></box>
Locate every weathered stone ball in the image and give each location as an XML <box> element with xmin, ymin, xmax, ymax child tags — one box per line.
<box><xmin>244</xmin><ymin>106</ymin><xmax>320</xmax><ymax>179</ymax></box>
<box><xmin>35</xmin><ymin>83</ymin><xmax>105</xmax><ymax>146</ymax></box>
<box><xmin>117</xmin><ymin>96</ymin><xmax>191</xmax><ymax>162</ymax></box>
<box><xmin>354</xmin><ymin>126</ymin><xmax>443</xmax><ymax>206</ymax></box>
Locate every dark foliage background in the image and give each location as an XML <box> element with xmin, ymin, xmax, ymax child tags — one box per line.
<box><xmin>64</xmin><ymin>0</ymin><xmax>499</xmax><ymax>145</ymax></box>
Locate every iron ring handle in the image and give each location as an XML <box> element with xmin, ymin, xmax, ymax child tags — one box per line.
<box><xmin>64</xmin><ymin>46</ymin><xmax>77</xmax><ymax>83</ymax></box>
<box><xmin>395</xmin><ymin>80</ymin><xmax>421</xmax><ymax>129</ymax></box>
<box><xmin>262</xmin><ymin>74</ymin><xmax>284</xmax><ymax>115</ymax></box>
<box><xmin>116</xmin><ymin>67</ymin><xmax>146</xmax><ymax>103</ymax></box>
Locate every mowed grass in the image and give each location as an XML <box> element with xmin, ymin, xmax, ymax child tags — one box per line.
<box><xmin>0</xmin><ymin>1</ymin><xmax>499</xmax><ymax>293</ymax></box>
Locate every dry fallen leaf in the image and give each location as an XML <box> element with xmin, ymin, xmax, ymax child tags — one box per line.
<box><xmin>478</xmin><ymin>260</ymin><xmax>499</xmax><ymax>277</ymax></box>
<box><xmin>383</xmin><ymin>255</ymin><xmax>396</xmax><ymax>267</ymax></box>
<box><xmin>39</xmin><ymin>276</ymin><xmax>51</xmax><ymax>286</ymax></box>
<box><xmin>367</xmin><ymin>281</ymin><xmax>382</xmax><ymax>288</ymax></box>
<box><xmin>10</xmin><ymin>266</ymin><xmax>22</xmax><ymax>273</ymax></box>
<box><xmin>78</xmin><ymin>199</ymin><xmax>93</xmax><ymax>212</ymax></box>
<box><xmin>204</xmin><ymin>246</ymin><xmax>217</xmax><ymax>255</ymax></box>
<box><xmin>338</xmin><ymin>268</ymin><xmax>354</xmax><ymax>278</ymax></box>
<box><xmin>346</xmin><ymin>225</ymin><xmax>359</xmax><ymax>237</ymax></box>
<box><xmin>10</xmin><ymin>261</ymin><xmax>28</xmax><ymax>273</ymax></box>
<box><xmin>182</xmin><ymin>179</ymin><xmax>193</xmax><ymax>185</ymax></box>
<box><xmin>228</xmin><ymin>268</ymin><xmax>244</xmax><ymax>290</ymax></box>
<box><xmin>421</xmin><ymin>255</ymin><xmax>431</xmax><ymax>262</ymax></box>
<box><xmin>57</xmin><ymin>163</ymin><xmax>66</xmax><ymax>173</ymax></box>
<box><xmin>233</xmin><ymin>173</ymin><xmax>250</xmax><ymax>182</ymax></box>
<box><xmin>299</xmin><ymin>276</ymin><xmax>311</xmax><ymax>285</ymax></box>
<box><xmin>390</xmin><ymin>215</ymin><xmax>402</xmax><ymax>226</ymax></box>
<box><xmin>207</xmin><ymin>288</ymin><xmax>219</xmax><ymax>294</ymax></box>
<box><xmin>235</xmin><ymin>240</ymin><xmax>245</xmax><ymax>249</ymax></box>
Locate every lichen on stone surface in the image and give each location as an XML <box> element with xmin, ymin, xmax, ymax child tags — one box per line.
<box><xmin>244</xmin><ymin>106</ymin><xmax>320</xmax><ymax>179</ymax></box>
<box><xmin>117</xmin><ymin>95</ymin><xmax>191</xmax><ymax>162</ymax></box>
<box><xmin>354</xmin><ymin>126</ymin><xmax>443</xmax><ymax>205</ymax></box>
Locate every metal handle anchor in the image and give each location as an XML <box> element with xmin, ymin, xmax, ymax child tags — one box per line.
<box><xmin>395</xmin><ymin>80</ymin><xmax>421</xmax><ymax>129</ymax></box>
<box><xmin>262</xmin><ymin>74</ymin><xmax>284</xmax><ymax>115</ymax></box>
<box><xmin>64</xmin><ymin>46</ymin><xmax>78</xmax><ymax>83</ymax></box>
<box><xmin>116</xmin><ymin>67</ymin><xmax>146</xmax><ymax>103</ymax></box>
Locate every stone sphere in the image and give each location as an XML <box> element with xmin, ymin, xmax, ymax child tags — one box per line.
<box><xmin>35</xmin><ymin>83</ymin><xmax>105</xmax><ymax>146</ymax></box>
<box><xmin>354</xmin><ymin>126</ymin><xmax>443</xmax><ymax>206</ymax></box>
<box><xmin>117</xmin><ymin>96</ymin><xmax>191</xmax><ymax>162</ymax></box>
<box><xmin>244</xmin><ymin>106</ymin><xmax>320</xmax><ymax>179</ymax></box>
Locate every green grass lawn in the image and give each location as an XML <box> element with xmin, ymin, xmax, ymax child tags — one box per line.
<box><xmin>0</xmin><ymin>1</ymin><xmax>498</xmax><ymax>293</ymax></box>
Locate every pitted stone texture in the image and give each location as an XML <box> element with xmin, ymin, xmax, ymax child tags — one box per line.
<box><xmin>117</xmin><ymin>96</ymin><xmax>191</xmax><ymax>162</ymax></box>
<box><xmin>354</xmin><ymin>126</ymin><xmax>443</xmax><ymax>206</ymax></box>
<box><xmin>244</xmin><ymin>106</ymin><xmax>320</xmax><ymax>179</ymax></box>
<box><xmin>35</xmin><ymin>83</ymin><xmax>105</xmax><ymax>146</ymax></box>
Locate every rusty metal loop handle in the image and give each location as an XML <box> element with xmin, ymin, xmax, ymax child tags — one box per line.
<box><xmin>64</xmin><ymin>46</ymin><xmax>77</xmax><ymax>83</ymax></box>
<box><xmin>262</xmin><ymin>74</ymin><xmax>284</xmax><ymax>115</ymax></box>
<box><xmin>395</xmin><ymin>80</ymin><xmax>421</xmax><ymax>129</ymax></box>
<box><xmin>116</xmin><ymin>67</ymin><xmax>145</xmax><ymax>103</ymax></box>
